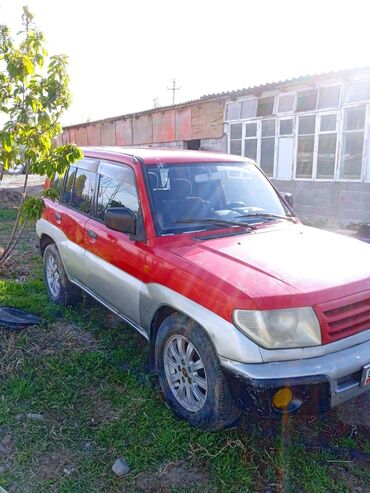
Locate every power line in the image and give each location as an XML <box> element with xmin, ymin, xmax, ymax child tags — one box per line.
<box><xmin>167</xmin><ymin>79</ymin><xmax>181</xmax><ymax>105</ymax></box>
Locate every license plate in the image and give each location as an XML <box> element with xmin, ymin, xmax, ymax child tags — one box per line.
<box><xmin>361</xmin><ymin>364</ymin><xmax>370</xmax><ymax>388</ymax></box>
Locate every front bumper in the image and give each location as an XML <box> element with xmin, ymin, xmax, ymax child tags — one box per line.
<box><xmin>220</xmin><ymin>336</ymin><xmax>370</xmax><ymax>416</ymax></box>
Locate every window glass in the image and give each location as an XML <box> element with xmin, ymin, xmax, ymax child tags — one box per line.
<box><xmin>230</xmin><ymin>140</ymin><xmax>242</xmax><ymax>155</ymax></box>
<box><xmin>343</xmin><ymin>106</ymin><xmax>366</xmax><ymax>131</ymax></box>
<box><xmin>278</xmin><ymin>94</ymin><xmax>295</xmax><ymax>113</ymax></box>
<box><xmin>52</xmin><ymin>172</ymin><xmax>66</xmax><ymax>199</ymax></box>
<box><xmin>279</xmin><ymin>119</ymin><xmax>293</xmax><ymax>135</ymax></box>
<box><xmin>70</xmin><ymin>168</ymin><xmax>96</xmax><ymax>213</ymax></box>
<box><xmin>296</xmin><ymin>135</ymin><xmax>315</xmax><ymax>178</ymax></box>
<box><xmin>298</xmin><ymin>115</ymin><xmax>316</xmax><ymax>134</ymax></box>
<box><xmin>241</xmin><ymin>99</ymin><xmax>257</xmax><ymax>119</ymax></box>
<box><xmin>320</xmin><ymin>114</ymin><xmax>336</xmax><ymax>132</ymax></box>
<box><xmin>61</xmin><ymin>166</ymin><xmax>77</xmax><ymax>204</ymax></box>
<box><xmin>226</xmin><ymin>102</ymin><xmax>241</xmax><ymax>120</ymax></box>
<box><xmin>257</xmin><ymin>97</ymin><xmax>274</xmax><ymax>117</ymax></box>
<box><xmin>146</xmin><ymin>163</ymin><xmax>288</xmax><ymax>235</ymax></box>
<box><xmin>245</xmin><ymin>122</ymin><xmax>257</xmax><ymax>137</ymax></box>
<box><xmin>97</xmin><ymin>169</ymin><xmax>139</xmax><ymax>220</ymax></box>
<box><xmin>317</xmin><ymin>134</ymin><xmax>337</xmax><ymax>179</ymax></box>
<box><xmin>317</xmin><ymin>86</ymin><xmax>341</xmax><ymax>108</ymax></box>
<box><xmin>344</xmin><ymin>82</ymin><xmax>370</xmax><ymax>103</ymax></box>
<box><xmin>262</xmin><ymin>119</ymin><xmax>275</xmax><ymax>137</ymax></box>
<box><xmin>260</xmin><ymin>138</ymin><xmax>274</xmax><ymax>176</ymax></box>
<box><xmin>244</xmin><ymin>139</ymin><xmax>257</xmax><ymax>161</ymax></box>
<box><xmin>296</xmin><ymin>89</ymin><xmax>317</xmax><ymax>112</ymax></box>
<box><xmin>340</xmin><ymin>132</ymin><xmax>364</xmax><ymax>179</ymax></box>
<box><xmin>230</xmin><ymin>123</ymin><xmax>242</xmax><ymax>139</ymax></box>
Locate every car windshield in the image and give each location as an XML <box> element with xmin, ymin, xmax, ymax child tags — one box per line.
<box><xmin>145</xmin><ymin>162</ymin><xmax>293</xmax><ymax>234</ymax></box>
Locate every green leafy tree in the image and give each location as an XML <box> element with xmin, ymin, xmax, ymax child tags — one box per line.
<box><xmin>0</xmin><ymin>6</ymin><xmax>82</xmax><ymax>264</ymax></box>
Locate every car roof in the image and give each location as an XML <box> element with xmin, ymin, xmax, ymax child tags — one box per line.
<box><xmin>82</xmin><ymin>146</ymin><xmax>253</xmax><ymax>165</ymax></box>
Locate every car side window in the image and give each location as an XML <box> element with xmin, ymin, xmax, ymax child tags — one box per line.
<box><xmin>97</xmin><ymin>166</ymin><xmax>139</xmax><ymax>221</ymax></box>
<box><xmin>61</xmin><ymin>166</ymin><xmax>96</xmax><ymax>214</ymax></box>
<box><xmin>70</xmin><ymin>168</ymin><xmax>96</xmax><ymax>214</ymax></box>
<box><xmin>52</xmin><ymin>172</ymin><xmax>66</xmax><ymax>199</ymax></box>
<box><xmin>61</xmin><ymin>166</ymin><xmax>77</xmax><ymax>204</ymax></box>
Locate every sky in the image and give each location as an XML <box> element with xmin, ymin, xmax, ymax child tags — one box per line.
<box><xmin>0</xmin><ymin>0</ymin><xmax>370</xmax><ymax>126</ymax></box>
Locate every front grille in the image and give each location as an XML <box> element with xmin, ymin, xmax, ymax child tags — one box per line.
<box><xmin>316</xmin><ymin>291</ymin><xmax>370</xmax><ymax>343</ymax></box>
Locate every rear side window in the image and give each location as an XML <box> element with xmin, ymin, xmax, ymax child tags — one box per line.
<box><xmin>61</xmin><ymin>166</ymin><xmax>96</xmax><ymax>214</ymax></box>
<box><xmin>97</xmin><ymin>167</ymin><xmax>139</xmax><ymax>221</ymax></box>
<box><xmin>62</xmin><ymin>166</ymin><xmax>77</xmax><ymax>203</ymax></box>
<box><xmin>70</xmin><ymin>168</ymin><xmax>96</xmax><ymax>213</ymax></box>
<box><xmin>52</xmin><ymin>172</ymin><xmax>66</xmax><ymax>199</ymax></box>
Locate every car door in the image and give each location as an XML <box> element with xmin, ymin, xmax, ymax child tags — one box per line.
<box><xmin>81</xmin><ymin>160</ymin><xmax>145</xmax><ymax>324</ymax></box>
<box><xmin>46</xmin><ymin>159</ymin><xmax>98</xmax><ymax>282</ymax></box>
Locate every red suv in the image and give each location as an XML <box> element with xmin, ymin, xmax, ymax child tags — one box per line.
<box><xmin>36</xmin><ymin>147</ymin><xmax>370</xmax><ymax>430</ymax></box>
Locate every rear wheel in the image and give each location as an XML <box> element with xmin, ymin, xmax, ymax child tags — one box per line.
<box><xmin>155</xmin><ymin>313</ymin><xmax>241</xmax><ymax>430</ymax></box>
<box><xmin>43</xmin><ymin>244</ymin><xmax>81</xmax><ymax>306</ymax></box>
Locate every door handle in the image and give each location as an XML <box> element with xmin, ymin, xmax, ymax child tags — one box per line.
<box><xmin>54</xmin><ymin>212</ymin><xmax>62</xmax><ymax>223</ymax></box>
<box><xmin>87</xmin><ymin>229</ymin><xmax>97</xmax><ymax>240</ymax></box>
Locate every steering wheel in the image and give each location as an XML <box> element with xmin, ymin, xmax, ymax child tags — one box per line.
<box><xmin>227</xmin><ymin>201</ymin><xmax>247</xmax><ymax>209</ymax></box>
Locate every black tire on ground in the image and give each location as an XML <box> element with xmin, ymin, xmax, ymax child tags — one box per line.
<box><xmin>155</xmin><ymin>313</ymin><xmax>241</xmax><ymax>431</ymax></box>
<box><xmin>43</xmin><ymin>243</ymin><xmax>81</xmax><ymax>306</ymax></box>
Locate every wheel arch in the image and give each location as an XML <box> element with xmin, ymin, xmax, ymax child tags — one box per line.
<box><xmin>148</xmin><ymin>304</ymin><xmax>219</xmax><ymax>374</ymax></box>
<box><xmin>39</xmin><ymin>233</ymin><xmax>55</xmax><ymax>256</ymax></box>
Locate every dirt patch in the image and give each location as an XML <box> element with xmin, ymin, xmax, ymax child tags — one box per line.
<box><xmin>35</xmin><ymin>321</ymin><xmax>98</xmax><ymax>355</ymax></box>
<box><xmin>132</xmin><ymin>461</ymin><xmax>212</xmax><ymax>493</ymax></box>
<box><xmin>83</xmin><ymin>386</ymin><xmax>120</xmax><ymax>425</ymax></box>
<box><xmin>34</xmin><ymin>448</ymin><xmax>77</xmax><ymax>482</ymax></box>
<box><xmin>335</xmin><ymin>393</ymin><xmax>370</xmax><ymax>429</ymax></box>
<box><xmin>329</xmin><ymin>464</ymin><xmax>370</xmax><ymax>493</ymax></box>
<box><xmin>0</xmin><ymin>189</ymin><xmax>21</xmax><ymax>209</ymax></box>
<box><xmin>0</xmin><ymin>174</ymin><xmax>45</xmax><ymax>201</ymax></box>
<box><xmin>0</xmin><ymin>322</ymin><xmax>98</xmax><ymax>378</ymax></box>
<box><xmin>0</xmin><ymin>229</ymin><xmax>39</xmax><ymax>280</ymax></box>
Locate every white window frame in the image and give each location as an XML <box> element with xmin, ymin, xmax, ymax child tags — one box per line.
<box><xmin>226</xmin><ymin>82</ymin><xmax>370</xmax><ymax>183</ymax></box>
<box><xmin>317</xmin><ymin>84</ymin><xmax>343</xmax><ymax>111</ymax></box>
<box><xmin>277</xmin><ymin>92</ymin><xmax>296</xmax><ymax>114</ymax></box>
<box><xmin>337</xmin><ymin>103</ymin><xmax>368</xmax><ymax>182</ymax></box>
<box><xmin>244</xmin><ymin>121</ymin><xmax>259</xmax><ymax>163</ymax></box>
<box><xmin>315</xmin><ymin>112</ymin><xmax>339</xmax><ymax>181</ymax></box>
<box><xmin>294</xmin><ymin>112</ymin><xmax>317</xmax><ymax>180</ymax></box>
<box><xmin>343</xmin><ymin>80</ymin><xmax>370</xmax><ymax>105</ymax></box>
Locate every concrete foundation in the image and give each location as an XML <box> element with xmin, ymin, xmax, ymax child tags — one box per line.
<box><xmin>273</xmin><ymin>180</ymin><xmax>370</xmax><ymax>228</ymax></box>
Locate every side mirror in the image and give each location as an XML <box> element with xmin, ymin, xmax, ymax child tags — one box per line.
<box><xmin>283</xmin><ymin>192</ymin><xmax>294</xmax><ymax>208</ymax></box>
<box><xmin>104</xmin><ymin>207</ymin><xmax>136</xmax><ymax>235</ymax></box>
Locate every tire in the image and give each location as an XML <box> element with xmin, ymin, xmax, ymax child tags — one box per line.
<box><xmin>155</xmin><ymin>313</ymin><xmax>241</xmax><ymax>431</ymax></box>
<box><xmin>43</xmin><ymin>244</ymin><xmax>81</xmax><ymax>306</ymax></box>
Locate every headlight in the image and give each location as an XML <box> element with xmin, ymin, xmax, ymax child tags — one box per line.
<box><xmin>233</xmin><ymin>307</ymin><xmax>321</xmax><ymax>349</ymax></box>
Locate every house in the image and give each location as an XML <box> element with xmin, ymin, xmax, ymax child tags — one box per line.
<box><xmin>60</xmin><ymin>67</ymin><xmax>370</xmax><ymax>227</ymax></box>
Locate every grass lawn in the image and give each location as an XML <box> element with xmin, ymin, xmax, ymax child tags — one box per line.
<box><xmin>0</xmin><ymin>198</ymin><xmax>369</xmax><ymax>493</ymax></box>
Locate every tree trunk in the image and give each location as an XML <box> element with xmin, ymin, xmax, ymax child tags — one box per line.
<box><xmin>0</xmin><ymin>162</ymin><xmax>30</xmax><ymax>265</ymax></box>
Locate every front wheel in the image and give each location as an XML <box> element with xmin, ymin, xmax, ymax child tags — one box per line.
<box><xmin>155</xmin><ymin>313</ymin><xmax>241</xmax><ymax>430</ymax></box>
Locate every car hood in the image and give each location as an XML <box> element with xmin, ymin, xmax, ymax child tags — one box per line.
<box><xmin>169</xmin><ymin>225</ymin><xmax>370</xmax><ymax>308</ymax></box>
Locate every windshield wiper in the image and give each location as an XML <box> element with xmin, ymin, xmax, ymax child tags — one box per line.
<box><xmin>173</xmin><ymin>218</ymin><xmax>257</xmax><ymax>231</ymax></box>
<box><xmin>236</xmin><ymin>213</ymin><xmax>297</xmax><ymax>223</ymax></box>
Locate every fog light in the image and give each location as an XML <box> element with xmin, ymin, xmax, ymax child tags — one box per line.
<box><xmin>272</xmin><ymin>387</ymin><xmax>293</xmax><ymax>410</ymax></box>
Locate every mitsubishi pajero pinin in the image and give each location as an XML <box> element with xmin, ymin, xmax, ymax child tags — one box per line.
<box><xmin>36</xmin><ymin>148</ymin><xmax>370</xmax><ymax>430</ymax></box>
